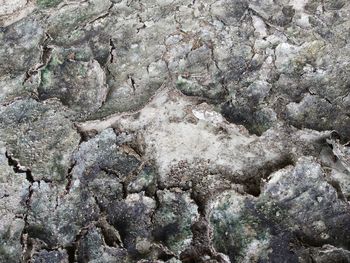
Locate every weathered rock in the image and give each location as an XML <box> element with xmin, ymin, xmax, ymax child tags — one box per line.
<box><xmin>1</xmin><ymin>0</ymin><xmax>350</xmax><ymax>262</ymax></box>
<box><xmin>76</xmin><ymin>225</ymin><xmax>129</xmax><ymax>263</ymax></box>
<box><xmin>321</xmin><ymin>138</ymin><xmax>350</xmax><ymax>200</ymax></box>
<box><xmin>0</xmin><ymin>99</ymin><xmax>80</xmax><ymax>182</ymax></box>
<box><xmin>27</xmin><ymin>181</ymin><xmax>99</xmax><ymax>248</ymax></box>
<box><xmin>38</xmin><ymin>49</ymin><xmax>108</xmax><ymax>119</ymax></box>
<box><xmin>153</xmin><ymin>189</ymin><xmax>199</xmax><ymax>256</ymax></box>
<box><xmin>106</xmin><ymin>193</ymin><xmax>156</xmax><ymax>259</ymax></box>
<box><xmin>72</xmin><ymin>128</ymin><xmax>140</xmax><ymax>181</ymax></box>
<box><xmin>127</xmin><ymin>165</ymin><xmax>158</xmax><ymax>195</ymax></box>
<box><xmin>209</xmin><ymin>157</ymin><xmax>350</xmax><ymax>262</ymax></box>
<box><xmin>0</xmin><ymin>15</ymin><xmax>44</xmax><ymax>76</ymax></box>
<box><xmin>304</xmin><ymin>245</ymin><xmax>350</xmax><ymax>263</ymax></box>
<box><xmin>32</xmin><ymin>249</ymin><xmax>69</xmax><ymax>263</ymax></box>
<box><xmin>0</xmin><ymin>142</ymin><xmax>29</xmax><ymax>263</ymax></box>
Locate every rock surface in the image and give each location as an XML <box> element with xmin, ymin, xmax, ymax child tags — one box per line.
<box><xmin>1</xmin><ymin>0</ymin><xmax>350</xmax><ymax>262</ymax></box>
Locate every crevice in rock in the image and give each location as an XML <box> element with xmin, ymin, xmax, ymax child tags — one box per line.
<box><xmin>326</xmin><ymin>179</ymin><xmax>346</xmax><ymax>202</ymax></box>
<box><xmin>74</xmin><ymin>123</ymin><xmax>98</xmax><ymax>143</ymax></box>
<box><xmin>21</xmin><ymin>185</ymin><xmax>34</xmax><ymax>261</ymax></box>
<box><xmin>66</xmin><ymin>225</ymin><xmax>91</xmax><ymax>263</ymax></box>
<box><xmin>109</xmin><ymin>38</ymin><xmax>116</xmax><ymax>63</ymax></box>
<box><xmin>150</xmin><ymin>182</ymin><xmax>161</xmax><ymax>225</ymax></box>
<box><xmin>180</xmin><ymin>215</ymin><xmax>229</xmax><ymax>263</ymax></box>
<box><xmin>65</xmin><ymin>161</ymin><xmax>76</xmax><ymax>194</ymax></box>
<box><xmin>97</xmin><ymin>217</ymin><xmax>123</xmax><ymax>248</ymax></box>
<box><xmin>121</xmin><ymin>180</ymin><xmax>128</xmax><ymax>199</ymax></box>
<box><xmin>66</xmin><ymin>245</ymin><xmax>76</xmax><ymax>263</ymax></box>
<box><xmin>23</xmin><ymin>33</ymin><xmax>53</xmax><ymax>85</ymax></box>
<box><xmin>37</xmin><ymin>45</ymin><xmax>53</xmax><ymax>71</ymax></box>
<box><xmin>0</xmin><ymin>193</ymin><xmax>9</xmax><ymax>199</ymax></box>
<box><xmin>128</xmin><ymin>75</ymin><xmax>136</xmax><ymax>94</ymax></box>
<box><xmin>5</xmin><ymin>151</ymin><xmax>34</xmax><ymax>182</ymax></box>
<box><xmin>190</xmin><ymin>189</ymin><xmax>206</xmax><ymax>217</ymax></box>
<box><xmin>87</xmin><ymin>0</ymin><xmax>115</xmax><ymax>26</ymax></box>
<box><xmin>136</xmin><ymin>14</ymin><xmax>146</xmax><ymax>33</ymax></box>
<box><xmin>157</xmin><ymin>252</ymin><xmax>176</xmax><ymax>261</ymax></box>
<box><xmin>21</xmin><ymin>231</ymin><xmax>33</xmax><ymax>263</ymax></box>
<box><xmin>293</xmin><ymin>230</ymin><xmax>333</xmax><ymax>250</ymax></box>
<box><xmin>239</xmin><ymin>155</ymin><xmax>295</xmax><ymax>197</ymax></box>
<box><xmin>100</xmin><ymin>167</ymin><xmax>121</xmax><ymax>178</ymax></box>
<box><xmin>307</xmin><ymin>90</ymin><xmax>333</xmax><ymax>105</ymax></box>
<box><xmin>88</xmin><ymin>12</ymin><xmax>110</xmax><ymax>25</ymax></box>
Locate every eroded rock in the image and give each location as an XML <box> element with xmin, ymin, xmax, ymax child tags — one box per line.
<box><xmin>0</xmin><ymin>99</ymin><xmax>80</xmax><ymax>182</ymax></box>
<box><xmin>1</xmin><ymin>0</ymin><xmax>350</xmax><ymax>262</ymax></box>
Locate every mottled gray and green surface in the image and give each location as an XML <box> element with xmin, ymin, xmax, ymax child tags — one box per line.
<box><xmin>1</xmin><ymin>0</ymin><xmax>350</xmax><ymax>262</ymax></box>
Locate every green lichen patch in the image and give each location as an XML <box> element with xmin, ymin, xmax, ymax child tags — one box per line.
<box><xmin>37</xmin><ymin>0</ymin><xmax>63</xmax><ymax>8</ymax></box>
<box><xmin>38</xmin><ymin>49</ymin><xmax>108</xmax><ymax>120</ymax></box>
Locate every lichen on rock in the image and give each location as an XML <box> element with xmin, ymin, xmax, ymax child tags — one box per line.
<box><xmin>1</xmin><ymin>0</ymin><xmax>350</xmax><ymax>262</ymax></box>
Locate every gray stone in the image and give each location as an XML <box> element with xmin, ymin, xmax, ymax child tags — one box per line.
<box><xmin>0</xmin><ymin>99</ymin><xmax>80</xmax><ymax>182</ymax></box>
<box><xmin>1</xmin><ymin>0</ymin><xmax>350</xmax><ymax>262</ymax></box>
<box><xmin>38</xmin><ymin>49</ymin><xmax>108</xmax><ymax>119</ymax></box>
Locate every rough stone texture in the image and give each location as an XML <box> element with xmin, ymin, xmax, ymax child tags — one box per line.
<box><xmin>0</xmin><ymin>142</ymin><xmax>29</xmax><ymax>263</ymax></box>
<box><xmin>209</xmin><ymin>157</ymin><xmax>350</xmax><ymax>262</ymax></box>
<box><xmin>1</xmin><ymin>0</ymin><xmax>350</xmax><ymax>262</ymax></box>
<box><xmin>0</xmin><ymin>99</ymin><xmax>80</xmax><ymax>182</ymax></box>
<box><xmin>38</xmin><ymin>49</ymin><xmax>109</xmax><ymax>119</ymax></box>
<box><xmin>32</xmin><ymin>249</ymin><xmax>69</xmax><ymax>263</ymax></box>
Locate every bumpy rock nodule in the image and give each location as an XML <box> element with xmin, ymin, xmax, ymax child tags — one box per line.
<box><xmin>1</xmin><ymin>0</ymin><xmax>350</xmax><ymax>262</ymax></box>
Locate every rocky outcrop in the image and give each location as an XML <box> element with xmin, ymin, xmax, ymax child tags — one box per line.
<box><xmin>1</xmin><ymin>0</ymin><xmax>350</xmax><ymax>262</ymax></box>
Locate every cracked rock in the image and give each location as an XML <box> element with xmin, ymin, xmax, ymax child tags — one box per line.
<box><xmin>0</xmin><ymin>16</ymin><xmax>44</xmax><ymax>76</ymax></box>
<box><xmin>27</xmin><ymin>181</ymin><xmax>99</xmax><ymax>248</ymax></box>
<box><xmin>0</xmin><ymin>99</ymin><xmax>80</xmax><ymax>182</ymax></box>
<box><xmin>209</xmin><ymin>157</ymin><xmax>350</xmax><ymax>262</ymax></box>
<box><xmin>0</xmin><ymin>142</ymin><xmax>29</xmax><ymax>263</ymax></box>
<box><xmin>38</xmin><ymin>49</ymin><xmax>108</xmax><ymax>119</ymax></box>
<box><xmin>76</xmin><ymin>225</ymin><xmax>128</xmax><ymax>263</ymax></box>
<box><xmin>152</xmin><ymin>189</ymin><xmax>199</xmax><ymax>256</ymax></box>
<box><xmin>32</xmin><ymin>249</ymin><xmax>69</xmax><ymax>263</ymax></box>
<box><xmin>106</xmin><ymin>193</ymin><xmax>156</xmax><ymax>259</ymax></box>
<box><xmin>1</xmin><ymin>0</ymin><xmax>350</xmax><ymax>262</ymax></box>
